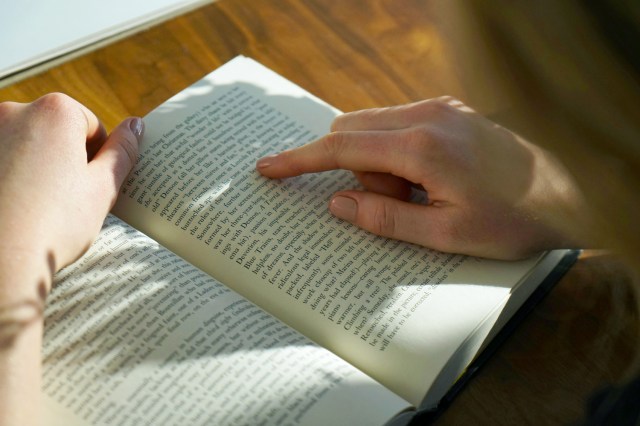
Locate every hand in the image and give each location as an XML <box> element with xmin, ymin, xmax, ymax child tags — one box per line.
<box><xmin>257</xmin><ymin>97</ymin><xmax>585</xmax><ymax>259</ymax></box>
<box><xmin>0</xmin><ymin>93</ymin><xmax>144</xmax><ymax>279</ymax></box>
<box><xmin>0</xmin><ymin>93</ymin><xmax>143</xmax><ymax>425</ymax></box>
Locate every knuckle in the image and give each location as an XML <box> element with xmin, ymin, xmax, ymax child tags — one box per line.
<box><xmin>436</xmin><ymin>96</ymin><xmax>475</xmax><ymax>113</ymax></box>
<box><xmin>427</xmin><ymin>98</ymin><xmax>457</xmax><ymax>116</ymax></box>
<box><xmin>403</xmin><ymin>98</ymin><xmax>459</xmax><ymax>125</ymax></box>
<box><xmin>330</xmin><ymin>114</ymin><xmax>348</xmax><ymax>131</ymax></box>
<box><xmin>0</xmin><ymin>101</ymin><xmax>19</xmax><ymax>122</ymax></box>
<box><xmin>428</xmin><ymin>96</ymin><xmax>475</xmax><ymax>115</ymax></box>
<box><xmin>330</xmin><ymin>108</ymin><xmax>373</xmax><ymax>131</ymax></box>
<box><xmin>321</xmin><ymin>132</ymin><xmax>347</xmax><ymax>162</ymax></box>
<box><xmin>391</xmin><ymin>126</ymin><xmax>438</xmax><ymax>182</ymax></box>
<box><xmin>435</xmin><ymin>95</ymin><xmax>460</xmax><ymax>105</ymax></box>
<box><xmin>33</xmin><ymin>92</ymin><xmax>74</xmax><ymax>112</ymax></box>
<box><xmin>30</xmin><ymin>93</ymin><xmax>80</xmax><ymax>122</ymax></box>
<box><xmin>371</xmin><ymin>202</ymin><xmax>397</xmax><ymax>236</ymax></box>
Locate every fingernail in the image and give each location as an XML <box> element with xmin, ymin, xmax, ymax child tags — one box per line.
<box><xmin>330</xmin><ymin>196</ymin><xmax>358</xmax><ymax>222</ymax></box>
<box><xmin>129</xmin><ymin>117</ymin><xmax>144</xmax><ymax>140</ymax></box>
<box><xmin>256</xmin><ymin>154</ymin><xmax>279</xmax><ymax>169</ymax></box>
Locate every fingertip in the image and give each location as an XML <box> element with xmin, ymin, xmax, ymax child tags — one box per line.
<box><xmin>329</xmin><ymin>195</ymin><xmax>358</xmax><ymax>222</ymax></box>
<box><xmin>90</xmin><ymin>117</ymin><xmax>143</xmax><ymax>197</ymax></box>
<box><xmin>256</xmin><ymin>153</ymin><xmax>279</xmax><ymax>173</ymax></box>
<box><xmin>256</xmin><ymin>151</ymin><xmax>301</xmax><ymax>178</ymax></box>
<box><xmin>330</xmin><ymin>114</ymin><xmax>347</xmax><ymax>132</ymax></box>
<box><xmin>113</xmin><ymin>117</ymin><xmax>143</xmax><ymax>173</ymax></box>
<box><xmin>128</xmin><ymin>117</ymin><xmax>144</xmax><ymax>142</ymax></box>
<box><xmin>330</xmin><ymin>191</ymin><xmax>431</xmax><ymax>246</ymax></box>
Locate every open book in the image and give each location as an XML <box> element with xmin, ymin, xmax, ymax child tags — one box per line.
<box><xmin>44</xmin><ymin>56</ymin><xmax>575</xmax><ymax>425</ymax></box>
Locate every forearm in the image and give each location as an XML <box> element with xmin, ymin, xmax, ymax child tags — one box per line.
<box><xmin>0</xmin><ymin>250</ymin><xmax>51</xmax><ymax>426</ymax></box>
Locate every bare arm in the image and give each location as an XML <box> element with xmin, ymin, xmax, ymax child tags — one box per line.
<box><xmin>0</xmin><ymin>93</ymin><xmax>143</xmax><ymax>425</ymax></box>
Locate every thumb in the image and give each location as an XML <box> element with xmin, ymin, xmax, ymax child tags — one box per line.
<box><xmin>328</xmin><ymin>190</ymin><xmax>445</xmax><ymax>250</ymax></box>
<box><xmin>89</xmin><ymin>117</ymin><xmax>144</xmax><ymax>210</ymax></box>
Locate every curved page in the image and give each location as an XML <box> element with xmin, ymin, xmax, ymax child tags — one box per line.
<box><xmin>44</xmin><ymin>215</ymin><xmax>410</xmax><ymax>425</ymax></box>
<box><xmin>114</xmin><ymin>56</ymin><xmax>550</xmax><ymax>406</ymax></box>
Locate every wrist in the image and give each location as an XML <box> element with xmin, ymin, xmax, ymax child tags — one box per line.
<box><xmin>0</xmin><ymin>246</ymin><xmax>53</xmax><ymax>302</ymax></box>
<box><xmin>0</xmin><ymin>247</ymin><xmax>47</xmax><ymax>426</ymax></box>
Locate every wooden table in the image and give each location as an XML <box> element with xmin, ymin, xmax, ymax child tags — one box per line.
<box><xmin>1</xmin><ymin>0</ymin><xmax>637</xmax><ymax>424</ymax></box>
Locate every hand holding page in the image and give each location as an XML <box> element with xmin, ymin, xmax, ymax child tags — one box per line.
<box><xmin>44</xmin><ymin>56</ymin><xmax>574</xmax><ymax>425</ymax></box>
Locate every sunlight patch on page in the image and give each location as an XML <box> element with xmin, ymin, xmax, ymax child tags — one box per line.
<box><xmin>94</xmin><ymin>344</ymin><xmax>404</xmax><ymax>426</ymax></box>
<box><xmin>201</xmin><ymin>179</ymin><xmax>232</xmax><ymax>201</ymax></box>
<box><xmin>364</xmin><ymin>281</ymin><xmax>510</xmax><ymax>406</ymax></box>
<box><xmin>393</xmin><ymin>282</ymin><xmax>509</xmax><ymax>354</ymax></box>
<box><xmin>153</xmin><ymin>82</ymin><xmax>217</xmax><ymax>114</ymax></box>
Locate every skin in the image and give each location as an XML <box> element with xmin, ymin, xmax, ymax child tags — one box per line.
<box><xmin>257</xmin><ymin>97</ymin><xmax>586</xmax><ymax>259</ymax></box>
<box><xmin>0</xmin><ymin>93</ymin><xmax>143</xmax><ymax>426</ymax></box>
<box><xmin>0</xmin><ymin>94</ymin><xmax>585</xmax><ymax>425</ymax></box>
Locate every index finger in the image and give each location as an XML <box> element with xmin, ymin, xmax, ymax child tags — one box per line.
<box><xmin>29</xmin><ymin>93</ymin><xmax>106</xmax><ymax>142</ymax></box>
<box><xmin>74</xmin><ymin>99</ymin><xmax>108</xmax><ymax>157</ymax></box>
<box><xmin>331</xmin><ymin>97</ymin><xmax>470</xmax><ymax>132</ymax></box>
<box><xmin>256</xmin><ymin>128</ymin><xmax>422</xmax><ymax>182</ymax></box>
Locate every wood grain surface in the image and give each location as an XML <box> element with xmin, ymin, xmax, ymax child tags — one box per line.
<box><xmin>1</xmin><ymin>0</ymin><xmax>637</xmax><ymax>424</ymax></box>
<box><xmin>0</xmin><ymin>0</ymin><xmax>463</xmax><ymax>130</ymax></box>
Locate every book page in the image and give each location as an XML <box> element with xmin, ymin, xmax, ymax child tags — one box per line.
<box><xmin>114</xmin><ymin>56</ymin><xmax>560</xmax><ymax>406</ymax></box>
<box><xmin>44</xmin><ymin>215</ymin><xmax>410</xmax><ymax>425</ymax></box>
